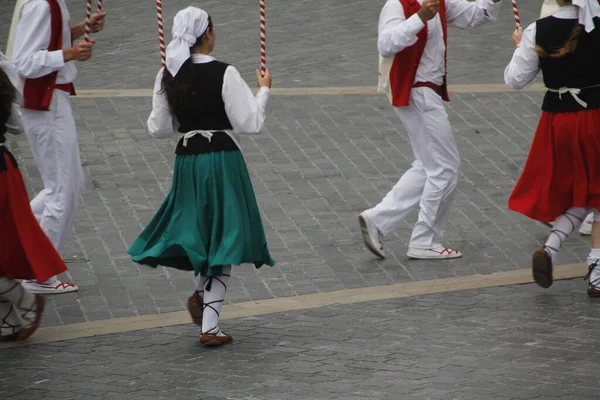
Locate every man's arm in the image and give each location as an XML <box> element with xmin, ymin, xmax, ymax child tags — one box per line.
<box><xmin>378</xmin><ymin>0</ymin><xmax>426</xmax><ymax>58</ymax></box>
<box><xmin>445</xmin><ymin>0</ymin><xmax>502</xmax><ymax>30</ymax></box>
<box><xmin>12</xmin><ymin>1</ymin><xmax>65</xmax><ymax>78</ymax></box>
<box><xmin>70</xmin><ymin>12</ymin><xmax>106</xmax><ymax>40</ymax></box>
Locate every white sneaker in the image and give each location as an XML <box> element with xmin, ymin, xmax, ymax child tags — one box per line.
<box><xmin>407</xmin><ymin>246</ymin><xmax>462</xmax><ymax>260</ymax></box>
<box><xmin>579</xmin><ymin>213</ymin><xmax>594</xmax><ymax>236</ymax></box>
<box><xmin>22</xmin><ymin>278</ymin><xmax>78</xmax><ymax>295</ymax></box>
<box><xmin>359</xmin><ymin>212</ymin><xmax>385</xmax><ymax>259</ymax></box>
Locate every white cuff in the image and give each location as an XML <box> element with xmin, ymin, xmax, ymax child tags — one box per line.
<box><xmin>47</xmin><ymin>50</ymin><xmax>66</xmax><ymax>68</ymax></box>
<box><xmin>406</xmin><ymin>13</ymin><xmax>426</xmax><ymax>35</ymax></box>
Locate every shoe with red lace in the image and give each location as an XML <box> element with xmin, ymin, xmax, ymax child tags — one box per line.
<box><xmin>22</xmin><ymin>277</ymin><xmax>78</xmax><ymax>295</ymax></box>
<box><xmin>407</xmin><ymin>245</ymin><xmax>462</xmax><ymax>260</ymax></box>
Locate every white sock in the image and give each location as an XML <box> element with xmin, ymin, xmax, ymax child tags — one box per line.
<box><xmin>201</xmin><ymin>266</ymin><xmax>231</xmax><ymax>336</ymax></box>
<box><xmin>544</xmin><ymin>207</ymin><xmax>589</xmax><ymax>262</ymax></box>
<box><xmin>195</xmin><ymin>275</ymin><xmax>207</xmax><ymax>300</ymax></box>
<box><xmin>0</xmin><ymin>278</ymin><xmax>36</xmax><ymax>334</ymax></box>
<box><xmin>587</xmin><ymin>249</ymin><xmax>600</xmax><ymax>289</ymax></box>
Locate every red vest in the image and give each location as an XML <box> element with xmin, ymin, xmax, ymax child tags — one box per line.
<box><xmin>389</xmin><ymin>0</ymin><xmax>449</xmax><ymax>107</ymax></box>
<box><xmin>23</xmin><ymin>0</ymin><xmax>75</xmax><ymax>111</ymax></box>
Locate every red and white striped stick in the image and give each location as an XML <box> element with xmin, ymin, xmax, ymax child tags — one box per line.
<box><xmin>512</xmin><ymin>0</ymin><xmax>521</xmax><ymax>27</ymax></box>
<box><xmin>84</xmin><ymin>0</ymin><xmax>103</xmax><ymax>42</ymax></box>
<box><xmin>259</xmin><ymin>0</ymin><xmax>266</xmax><ymax>76</ymax></box>
<box><xmin>84</xmin><ymin>0</ymin><xmax>93</xmax><ymax>42</ymax></box>
<box><xmin>157</xmin><ymin>0</ymin><xmax>166</xmax><ymax>67</ymax></box>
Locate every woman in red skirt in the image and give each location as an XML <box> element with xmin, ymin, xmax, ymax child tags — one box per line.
<box><xmin>0</xmin><ymin>53</ymin><xmax>68</xmax><ymax>341</ymax></box>
<box><xmin>504</xmin><ymin>0</ymin><xmax>600</xmax><ymax>296</ymax></box>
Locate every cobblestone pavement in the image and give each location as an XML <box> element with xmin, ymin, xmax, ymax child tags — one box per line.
<box><xmin>0</xmin><ymin>0</ymin><xmax>592</xmax><ymax>326</ymax></box>
<box><xmin>1</xmin><ymin>279</ymin><xmax>599</xmax><ymax>400</ymax></box>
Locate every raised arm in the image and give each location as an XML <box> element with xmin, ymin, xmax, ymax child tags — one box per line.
<box><xmin>378</xmin><ymin>0</ymin><xmax>426</xmax><ymax>58</ymax></box>
<box><xmin>147</xmin><ymin>69</ymin><xmax>179</xmax><ymax>138</ymax></box>
<box><xmin>504</xmin><ymin>23</ymin><xmax>540</xmax><ymax>89</ymax></box>
<box><xmin>445</xmin><ymin>0</ymin><xmax>502</xmax><ymax>30</ymax></box>
<box><xmin>223</xmin><ymin>66</ymin><xmax>270</xmax><ymax>135</ymax></box>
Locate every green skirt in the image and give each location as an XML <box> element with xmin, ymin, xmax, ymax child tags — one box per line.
<box><xmin>128</xmin><ymin>150</ymin><xmax>275</xmax><ymax>277</ymax></box>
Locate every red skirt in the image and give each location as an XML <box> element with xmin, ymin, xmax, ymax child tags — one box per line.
<box><xmin>0</xmin><ymin>149</ymin><xmax>68</xmax><ymax>281</ymax></box>
<box><xmin>509</xmin><ymin>109</ymin><xmax>600</xmax><ymax>222</ymax></box>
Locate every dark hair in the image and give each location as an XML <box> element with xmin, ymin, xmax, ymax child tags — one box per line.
<box><xmin>536</xmin><ymin>23</ymin><xmax>583</xmax><ymax>58</ymax></box>
<box><xmin>161</xmin><ymin>16</ymin><xmax>213</xmax><ymax>115</ymax></box>
<box><xmin>0</xmin><ymin>67</ymin><xmax>16</xmax><ymax>130</ymax></box>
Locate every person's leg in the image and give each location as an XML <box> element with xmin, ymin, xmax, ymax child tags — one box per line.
<box><xmin>532</xmin><ymin>206</ymin><xmax>590</xmax><ymax>288</ymax></box>
<box><xmin>187</xmin><ymin>275</ymin><xmax>207</xmax><ymax>326</ymax></box>
<box><xmin>200</xmin><ymin>266</ymin><xmax>233</xmax><ymax>346</ymax></box>
<box><xmin>21</xmin><ymin>93</ymin><xmax>81</xmax><ymax>294</ymax></box>
<box><xmin>405</xmin><ymin>89</ymin><xmax>461</xmax><ymax>259</ymax></box>
<box><xmin>0</xmin><ymin>277</ymin><xmax>44</xmax><ymax>340</ymax></box>
<box><xmin>360</xmin><ymin>100</ymin><xmax>428</xmax><ymax>258</ymax></box>
<box><xmin>585</xmin><ymin>211</ymin><xmax>600</xmax><ymax>297</ymax></box>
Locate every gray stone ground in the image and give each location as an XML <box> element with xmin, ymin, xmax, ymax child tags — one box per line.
<box><xmin>0</xmin><ymin>0</ymin><xmax>591</xmax><ymax>326</ymax></box>
<box><xmin>1</xmin><ymin>279</ymin><xmax>599</xmax><ymax>400</ymax></box>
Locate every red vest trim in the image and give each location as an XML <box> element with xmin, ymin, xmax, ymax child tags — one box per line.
<box><xmin>389</xmin><ymin>0</ymin><xmax>449</xmax><ymax>107</ymax></box>
<box><xmin>23</xmin><ymin>0</ymin><xmax>75</xmax><ymax>111</ymax></box>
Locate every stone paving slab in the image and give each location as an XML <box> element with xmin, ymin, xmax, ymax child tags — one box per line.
<box><xmin>1</xmin><ymin>279</ymin><xmax>599</xmax><ymax>399</ymax></box>
<box><xmin>1</xmin><ymin>0</ymin><xmax>546</xmax><ymax>90</ymax></box>
<box><xmin>7</xmin><ymin>89</ymin><xmax>592</xmax><ymax>327</ymax></box>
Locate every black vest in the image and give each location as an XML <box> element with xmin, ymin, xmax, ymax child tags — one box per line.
<box><xmin>536</xmin><ymin>17</ymin><xmax>600</xmax><ymax>112</ymax></box>
<box><xmin>174</xmin><ymin>61</ymin><xmax>234</xmax><ymax>133</ymax></box>
<box><xmin>173</xmin><ymin>61</ymin><xmax>238</xmax><ymax>155</ymax></box>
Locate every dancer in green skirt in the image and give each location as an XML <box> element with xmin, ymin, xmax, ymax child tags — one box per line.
<box><xmin>128</xmin><ymin>6</ymin><xmax>275</xmax><ymax>346</ymax></box>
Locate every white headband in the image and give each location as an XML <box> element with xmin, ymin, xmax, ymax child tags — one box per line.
<box><xmin>573</xmin><ymin>0</ymin><xmax>600</xmax><ymax>32</ymax></box>
<box><xmin>165</xmin><ymin>7</ymin><xmax>210</xmax><ymax>76</ymax></box>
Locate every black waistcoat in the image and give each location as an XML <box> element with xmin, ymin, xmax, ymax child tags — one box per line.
<box><xmin>536</xmin><ymin>17</ymin><xmax>600</xmax><ymax>112</ymax></box>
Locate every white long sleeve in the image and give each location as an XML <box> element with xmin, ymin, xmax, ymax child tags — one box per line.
<box><xmin>446</xmin><ymin>0</ymin><xmax>501</xmax><ymax>30</ymax></box>
<box><xmin>378</xmin><ymin>0</ymin><xmax>426</xmax><ymax>58</ymax></box>
<box><xmin>11</xmin><ymin>0</ymin><xmax>76</xmax><ymax>83</ymax></box>
<box><xmin>504</xmin><ymin>23</ymin><xmax>540</xmax><ymax>89</ymax></box>
<box><xmin>223</xmin><ymin>66</ymin><xmax>270</xmax><ymax>135</ymax></box>
<box><xmin>146</xmin><ymin>68</ymin><xmax>179</xmax><ymax>139</ymax></box>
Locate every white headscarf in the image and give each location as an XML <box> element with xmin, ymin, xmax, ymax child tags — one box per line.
<box><xmin>165</xmin><ymin>7</ymin><xmax>210</xmax><ymax>77</ymax></box>
<box><xmin>573</xmin><ymin>0</ymin><xmax>600</xmax><ymax>32</ymax></box>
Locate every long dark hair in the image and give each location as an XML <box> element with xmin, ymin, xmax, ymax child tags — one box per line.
<box><xmin>161</xmin><ymin>16</ymin><xmax>213</xmax><ymax>115</ymax></box>
<box><xmin>0</xmin><ymin>67</ymin><xmax>16</xmax><ymax>130</ymax></box>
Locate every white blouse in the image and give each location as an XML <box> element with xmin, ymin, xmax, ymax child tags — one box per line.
<box><xmin>504</xmin><ymin>6</ymin><xmax>578</xmax><ymax>89</ymax></box>
<box><xmin>147</xmin><ymin>54</ymin><xmax>270</xmax><ymax>141</ymax></box>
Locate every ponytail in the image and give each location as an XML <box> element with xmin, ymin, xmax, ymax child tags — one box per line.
<box><xmin>536</xmin><ymin>23</ymin><xmax>583</xmax><ymax>58</ymax></box>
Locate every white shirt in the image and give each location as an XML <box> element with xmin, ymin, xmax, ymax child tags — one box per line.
<box><xmin>378</xmin><ymin>0</ymin><xmax>501</xmax><ymax>85</ymax></box>
<box><xmin>147</xmin><ymin>54</ymin><xmax>270</xmax><ymax>140</ymax></box>
<box><xmin>504</xmin><ymin>6</ymin><xmax>579</xmax><ymax>90</ymax></box>
<box><xmin>11</xmin><ymin>0</ymin><xmax>76</xmax><ymax>84</ymax></box>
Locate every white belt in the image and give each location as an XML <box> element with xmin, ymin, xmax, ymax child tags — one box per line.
<box><xmin>182</xmin><ymin>130</ymin><xmax>233</xmax><ymax>147</ymax></box>
<box><xmin>547</xmin><ymin>84</ymin><xmax>600</xmax><ymax>109</ymax></box>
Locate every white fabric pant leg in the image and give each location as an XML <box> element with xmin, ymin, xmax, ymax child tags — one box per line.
<box><xmin>366</xmin><ymin>88</ymin><xmax>460</xmax><ymax>249</ymax></box>
<box><xmin>22</xmin><ymin>90</ymin><xmax>84</xmax><ymax>254</ymax></box>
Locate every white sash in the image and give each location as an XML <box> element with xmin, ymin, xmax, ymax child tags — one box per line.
<box><xmin>378</xmin><ymin>55</ymin><xmax>394</xmax><ymax>105</ymax></box>
<box><xmin>6</xmin><ymin>0</ymin><xmax>30</xmax><ymax>59</ymax></box>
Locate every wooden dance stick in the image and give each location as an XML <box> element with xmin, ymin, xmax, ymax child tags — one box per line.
<box><xmin>84</xmin><ymin>0</ymin><xmax>103</xmax><ymax>42</ymax></box>
<box><xmin>260</xmin><ymin>0</ymin><xmax>267</xmax><ymax>76</ymax></box>
<box><xmin>157</xmin><ymin>0</ymin><xmax>166</xmax><ymax>67</ymax></box>
<box><xmin>512</xmin><ymin>0</ymin><xmax>521</xmax><ymax>27</ymax></box>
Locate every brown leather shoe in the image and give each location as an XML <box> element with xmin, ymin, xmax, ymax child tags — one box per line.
<box><xmin>532</xmin><ymin>248</ymin><xmax>553</xmax><ymax>288</ymax></box>
<box><xmin>187</xmin><ymin>292</ymin><xmax>203</xmax><ymax>326</ymax></box>
<box><xmin>18</xmin><ymin>295</ymin><xmax>45</xmax><ymax>341</ymax></box>
<box><xmin>587</xmin><ymin>285</ymin><xmax>600</xmax><ymax>297</ymax></box>
<box><xmin>200</xmin><ymin>332</ymin><xmax>233</xmax><ymax>346</ymax></box>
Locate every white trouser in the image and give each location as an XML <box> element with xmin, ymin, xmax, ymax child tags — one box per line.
<box><xmin>365</xmin><ymin>88</ymin><xmax>460</xmax><ymax>249</ymax></box>
<box><xmin>21</xmin><ymin>90</ymin><xmax>84</xmax><ymax>254</ymax></box>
